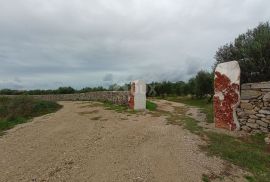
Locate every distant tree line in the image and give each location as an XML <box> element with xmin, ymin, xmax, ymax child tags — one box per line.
<box><xmin>0</xmin><ymin>86</ymin><xmax>105</xmax><ymax>95</ymax></box>
<box><xmin>0</xmin><ymin>85</ymin><xmax>130</xmax><ymax>95</ymax></box>
<box><xmin>147</xmin><ymin>70</ymin><xmax>213</xmax><ymax>98</ymax></box>
<box><xmin>0</xmin><ymin>70</ymin><xmax>213</xmax><ymax>99</ymax></box>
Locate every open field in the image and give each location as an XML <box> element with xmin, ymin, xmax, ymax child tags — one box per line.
<box><xmin>0</xmin><ymin>96</ymin><xmax>61</xmax><ymax>135</ymax></box>
<box><xmin>0</xmin><ymin>100</ymin><xmax>249</xmax><ymax>182</ymax></box>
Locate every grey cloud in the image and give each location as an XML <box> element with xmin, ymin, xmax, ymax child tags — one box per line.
<box><xmin>103</xmin><ymin>73</ymin><xmax>113</xmax><ymax>82</ymax></box>
<box><xmin>0</xmin><ymin>0</ymin><xmax>269</xmax><ymax>89</ymax></box>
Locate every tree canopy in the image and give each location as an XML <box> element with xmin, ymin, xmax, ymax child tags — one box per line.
<box><xmin>215</xmin><ymin>22</ymin><xmax>270</xmax><ymax>83</ymax></box>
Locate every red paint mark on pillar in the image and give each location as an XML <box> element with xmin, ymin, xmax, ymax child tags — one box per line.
<box><xmin>214</xmin><ymin>71</ymin><xmax>239</xmax><ymax>130</ymax></box>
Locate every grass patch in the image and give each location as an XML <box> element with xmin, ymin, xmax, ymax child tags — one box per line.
<box><xmin>146</xmin><ymin>100</ymin><xmax>157</xmax><ymax>111</ymax></box>
<box><xmin>182</xmin><ymin>117</ymin><xmax>203</xmax><ymax>134</ymax></box>
<box><xmin>166</xmin><ymin>113</ymin><xmax>203</xmax><ymax>134</ymax></box>
<box><xmin>166</xmin><ymin>96</ymin><xmax>213</xmax><ymax>123</ymax></box>
<box><xmin>103</xmin><ymin>102</ymin><xmax>129</xmax><ymax>113</ymax></box>
<box><xmin>202</xmin><ymin>132</ymin><xmax>270</xmax><ymax>182</ymax></box>
<box><xmin>202</xmin><ymin>174</ymin><xmax>210</xmax><ymax>182</ymax></box>
<box><xmin>0</xmin><ymin>96</ymin><xmax>61</xmax><ymax>134</ymax></box>
<box><xmin>156</xmin><ymin>96</ymin><xmax>270</xmax><ymax>181</ymax></box>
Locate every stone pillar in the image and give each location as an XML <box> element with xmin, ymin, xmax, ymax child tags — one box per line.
<box><xmin>214</xmin><ymin>61</ymin><xmax>240</xmax><ymax>131</ymax></box>
<box><xmin>128</xmin><ymin>80</ymin><xmax>146</xmax><ymax>110</ymax></box>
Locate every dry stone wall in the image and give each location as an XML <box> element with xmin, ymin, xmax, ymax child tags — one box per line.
<box><xmin>3</xmin><ymin>91</ymin><xmax>129</xmax><ymax>105</ymax></box>
<box><xmin>237</xmin><ymin>82</ymin><xmax>270</xmax><ymax>133</ymax></box>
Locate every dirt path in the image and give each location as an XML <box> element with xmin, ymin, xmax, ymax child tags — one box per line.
<box><xmin>0</xmin><ymin>101</ymin><xmax>247</xmax><ymax>182</ymax></box>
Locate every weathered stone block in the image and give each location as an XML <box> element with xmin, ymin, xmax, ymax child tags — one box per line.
<box><xmin>241</xmin><ymin>126</ymin><xmax>251</xmax><ymax>132</ymax></box>
<box><xmin>256</xmin><ymin>120</ymin><xmax>268</xmax><ymax>128</ymax></box>
<box><xmin>265</xmin><ymin>136</ymin><xmax>270</xmax><ymax>144</ymax></box>
<box><xmin>237</xmin><ymin>111</ymin><xmax>248</xmax><ymax>118</ymax></box>
<box><xmin>241</xmin><ymin>83</ymin><xmax>251</xmax><ymax>90</ymax></box>
<box><xmin>262</xmin><ymin>89</ymin><xmax>270</xmax><ymax>92</ymax></box>
<box><xmin>250</xmin><ymin>115</ymin><xmax>258</xmax><ymax>119</ymax></box>
<box><xmin>251</xmin><ymin>130</ymin><xmax>261</xmax><ymax>134</ymax></box>
<box><xmin>239</xmin><ymin>119</ymin><xmax>247</xmax><ymax>123</ymax></box>
<box><xmin>256</xmin><ymin>114</ymin><xmax>266</xmax><ymax>118</ymax></box>
<box><xmin>244</xmin><ymin>109</ymin><xmax>256</xmax><ymax>115</ymax></box>
<box><xmin>214</xmin><ymin>61</ymin><xmax>240</xmax><ymax>131</ymax></box>
<box><xmin>261</xmin><ymin>118</ymin><xmax>270</xmax><ymax>124</ymax></box>
<box><xmin>259</xmin><ymin>110</ymin><xmax>270</xmax><ymax>115</ymax></box>
<box><xmin>247</xmin><ymin>119</ymin><xmax>256</xmax><ymax>123</ymax></box>
<box><xmin>240</xmin><ymin>102</ymin><xmax>253</xmax><ymax>110</ymax></box>
<box><xmin>250</xmin><ymin>82</ymin><xmax>270</xmax><ymax>89</ymax></box>
<box><xmin>246</xmin><ymin>123</ymin><xmax>259</xmax><ymax>129</ymax></box>
<box><xmin>241</xmin><ymin>90</ymin><xmax>261</xmax><ymax>100</ymax></box>
<box><xmin>260</xmin><ymin>127</ymin><xmax>269</xmax><ymax>133</ymax></box>
<box><xmin>263</xmin><ymin>92</ymin><xmax>270</xmax><ymax>101</ymax></box>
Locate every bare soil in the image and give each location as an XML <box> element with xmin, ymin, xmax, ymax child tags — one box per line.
<box><xmin>0</xmin><ymin>101</ymin><xmax>248</xmax><ymax>182</ymax></box>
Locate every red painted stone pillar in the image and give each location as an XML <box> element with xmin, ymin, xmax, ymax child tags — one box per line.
<box><xmin>214</xmin><ymin>61</ymin><xmax>240</xmax><ymax>131</ymax></box>
<box><xmin>128</xmin><ymin>80</ymin><xmax>146</xmax><ymax>110</ymax></box>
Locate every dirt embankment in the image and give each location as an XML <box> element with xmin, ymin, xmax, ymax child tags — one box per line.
<box><xmin>0</xmin><ymin>101</ymin><xmax>247</xmax><ymax>182</ymax></box>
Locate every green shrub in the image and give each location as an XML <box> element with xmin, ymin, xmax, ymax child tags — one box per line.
<box><xmin>146</xmin><ymin>101</ymin><xmax>157</xmax><ymax>111</ymax></box>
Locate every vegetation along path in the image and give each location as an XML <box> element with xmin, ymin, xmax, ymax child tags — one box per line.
<box><xmin>0</xmin><ymin>100</ymin><xmax>249</xmax><ymax>182</ymax></box>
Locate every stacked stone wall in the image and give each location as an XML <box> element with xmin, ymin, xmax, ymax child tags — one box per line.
<box><xmin>2</xmin><ymin>91</ymin><xmax>129</xmax><ymax>105</ymax></box>
<box><xmin>237</xmin><ymin>82</ymin><xmax>270</xmax><ymax>133</ymax></box>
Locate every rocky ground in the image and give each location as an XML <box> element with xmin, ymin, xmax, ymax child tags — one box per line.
<box><xmin>0</xmin><ymin>100</ymin><xmax>248</xmax><ymax>182</ymax></box>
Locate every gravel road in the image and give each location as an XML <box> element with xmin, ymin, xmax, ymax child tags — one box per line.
<box><xmin>0</xmin><ymin>101</ymin><xmax>247</xmax><ymax>182</ymax></box>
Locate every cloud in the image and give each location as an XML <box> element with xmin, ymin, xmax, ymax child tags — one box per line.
<box><xmin>0</xmin><ymin>0</ymin><xmax>269</xmax><ymax>89</ymax></box>
<box><xmin>103</xmin><ymin>73</ymin><xmax>114</xmax><ymax>82</ymax></box>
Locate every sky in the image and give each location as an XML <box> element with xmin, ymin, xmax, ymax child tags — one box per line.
<box><xmin>0</xmin><ymin>0</ymin><xmax>269</xmax><ymax>90</ymax></box>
